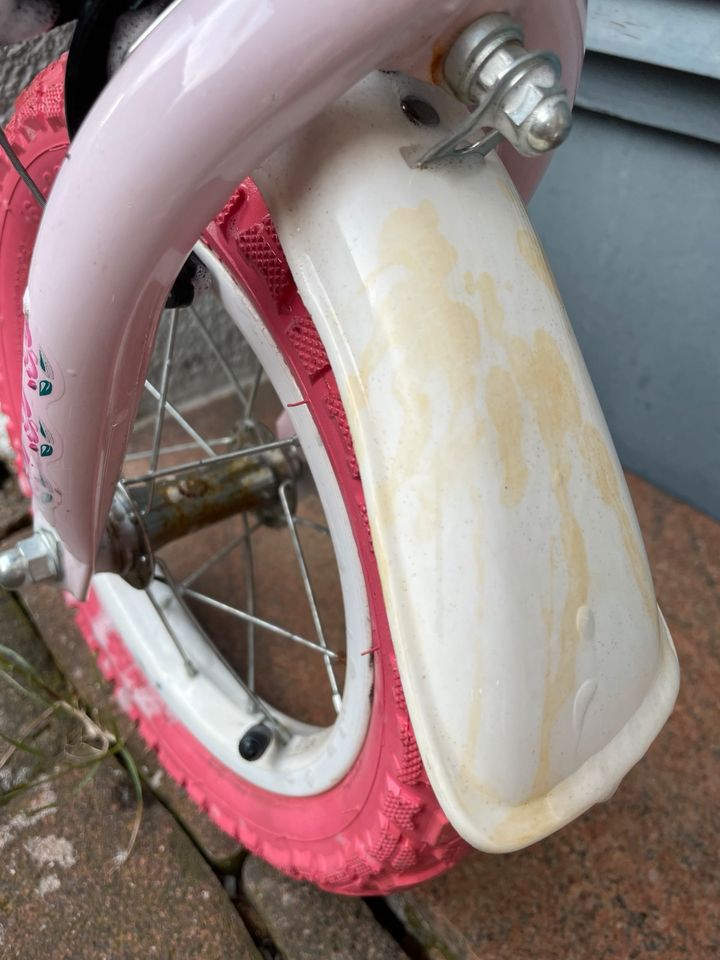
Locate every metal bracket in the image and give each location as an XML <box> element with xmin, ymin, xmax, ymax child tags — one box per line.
<box><xmin>417</xmin><ymin>13</ymin><xmax>572</xmax><ymax>167</ymax></box>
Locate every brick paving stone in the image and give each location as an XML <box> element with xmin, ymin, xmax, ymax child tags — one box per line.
<box><xmin>0</xmin><ymin>763</ymin><xmax>260</xmax><ymax>960</ymax></box>
<box><xmin>0</xmin><ymin>591</ymin><xmax>74</xmax><ymax>793</ymax></box>
<box><xmin>243</xmin><ymin>856</ymin><xmax>407</xmax><ymax>960</ymax></box>
<box><xmin>390</xmin><ymin>474</ymin><xmax>720</xmax><ymax>960</ymax></box>
<box><xmin>17</xmin><ymin>580</ymin><xmax>246</xmax><ymax>872</ymax></box>
<box><xmin>0</xmin><ymin>592</ymin><xmax>260</xmax><ymax>960</ymax></box>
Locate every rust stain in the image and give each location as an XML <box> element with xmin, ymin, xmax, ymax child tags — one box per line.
<box><xmin>495</xmin><ymin>174</ymin><xmax>520</xmax><ymax>207</ymax></box>
<box><xmin>463</xmin><ymin>270</ymin><xmax>658</xmax><ymax>830</ymax></box>
<box><xmin>535</xmin><ymin>458</ymin><xmax>589</xmax><ymax>792</ymax></box>
<box><xmin>471</xmin><ymin>272</ymin><xmax>504</xmax><ymax>339</ymax></box>
<box><xmin>580</xmin><ymin>423</ymin><xmax>657</xmax><ymax>622</ymax></box>
<box><xmin>354</xmin><ymin>203</ymin><xmax>656</xmax><ymax>847</ymax></box>
<box><xmin>490</xmin><ymin>793</ymin><xmax>562</xmax><ymax>849</ymax></box>
<box><xmin>485</xmin><ymin>365</ymin><xmax>528</xmax><ymax>507</ymax></box>
<box><xmin>459</xmin><ymin>663</ymin><xmax>485</xmax><ymax>799</ymax></box>
<box><xmin>360</xmin><ymin>201</ymin><xmax>484</xmax><ymax>522</ymax></box>
<box><xmin>542</xmin><ymin>538</ymin><xmax>558</xmax><ymax>636</ymax></box>
<box><xmin>510</xmin><ymin>328</ymin><xmax>583</xmax><ymax>441</ymax></box>
<box><xmin>517</xmin><ymin>228</ymin><xmax>560</xmax><ymax>297</ymax></box>
<box><xmin>473</xmin><ymin>273</ymin><xmax>591</xmax><ymax>798</ymax></box>
<box><xmin>361</xmin><ymin>200</ymin><xmax>487</xmax><ymax>773</ymax></box>
<box><xmin>505</xmin><ymin>327</ymin><xmax>589</xmax><ymax>797</ymax></box>
<box><xmin>430</xmin><ymin>39</ymin><xmax>448</xmax><ymax>85</ymax></box>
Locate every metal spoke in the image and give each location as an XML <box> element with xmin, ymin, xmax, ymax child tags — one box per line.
<box><xmin>125</xmin><ymin>436</ymin><xmax>236</xmax><ymax>462</ymax></box>
<box><xmin>242</xmin><ymin>515</ymin><xmax>256</xmax><ymax>691</ymax></box>
<box><xmin>189</xmin><ymin>305</ymin><xmax>250</xmax><ymax>410</ymax></box>
<box><xmin>293</xmin><ymin>516</ymin><xmax>330</xmax><ymax>537</ymax></box>
<box><xmin>244</xmin><ymin>362</ymin><xmax>263</xmax><ymax>418</ymax></box>
<box><xmin>0</xmin><ymin>126</ymin><xmax>46</xmax><ymax>208</ymax></box>
<box><xmin>143</xmin><ymin>381</ymin><xmax>215</xmax><ymax>457</ymax></box>
<box><xmin>124</xmin><ymin>435</ymin><xmax>298</xmax><ymax>485</ymax></box>
<box><xmin>278</xmin><ymin>481</ymin><xmax>342</xmax><ymax>714</ymax></box>
<box><xmin>152</xmin><ymin>560</ymin><xmax>289</xmax><ymax>743</ymax></box>
<box><xmin>160</xmin><ymin>580</ymin><xmax>340</xmax><ymax>660</ymax></box>
<box><xmin>146</xmin><ymin>569</ymin><xmax>198</xmax><ymax>678</ymax></box>
<box><xmin>182</xmin><ymin>522</ymin><xmax>261</xmax><ymax>588</ymax></box>
<box><xmin>144</xmin><ymin>309</ymin><xmax>179</xmax><ymax>514</ymax></box>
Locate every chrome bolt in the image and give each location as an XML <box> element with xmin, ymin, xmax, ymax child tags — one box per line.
<box><xmin>443</xmin><ymin>13</ymin><xmax>524</xmax><ymax>105</ymax></box>
<box><xmin>0</xmin><ymin>530</ymin><xmax>60</xmax><ymax>590</ymax></box>
<box><xmin>441</xmin><ymin>12</ymin><xmax>572</xmax><ymax>158</ymax></box>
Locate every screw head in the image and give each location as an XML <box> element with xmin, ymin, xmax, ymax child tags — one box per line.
<box><xmin>238</xmin><ymin>723</ymin><xmax>273</xmax><ymax>761</ymax></box>
<box><xmin>401</xmin><ymin>96</ymin><xmax>440</xmax><ymax>127</ymax></box>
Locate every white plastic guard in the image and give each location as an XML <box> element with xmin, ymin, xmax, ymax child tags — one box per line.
<box><xmin>255</xmin><ymin>72</ymin><xmax>679</xmax><ymax>852</ymax></box>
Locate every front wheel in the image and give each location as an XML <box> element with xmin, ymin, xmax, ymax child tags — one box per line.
<box><xmin>0</xmin><ymin>58</ymin><xmax>468</xmax><ymax>894</ymax></box>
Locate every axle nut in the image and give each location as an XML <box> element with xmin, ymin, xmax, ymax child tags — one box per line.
<box><xmin>0</xmin><ymin>530</ymin><xmax>59</xmax><ymax>590</ymax></box>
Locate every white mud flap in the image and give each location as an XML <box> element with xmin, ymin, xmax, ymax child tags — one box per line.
<box><xmin>255</xmin><ymin>72</ymin><xmax>679</xmax><ymax>852</ymax></box>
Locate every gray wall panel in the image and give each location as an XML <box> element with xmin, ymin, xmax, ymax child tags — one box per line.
<box><xmin>530</xmin><ymin>110</ymin><xmax>720</xmax><ymax>517</ymax></box>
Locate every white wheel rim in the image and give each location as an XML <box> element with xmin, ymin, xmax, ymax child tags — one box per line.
<box><xmin>90</xmin><ymin>243</ymin><xmax>373</xmax><ymax>796</ymax></box>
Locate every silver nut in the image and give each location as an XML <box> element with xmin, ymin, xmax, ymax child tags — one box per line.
<box><xmin>17</xmin><ymin>532</ymin><xmax>59</xmax><ymax>583</ymax></box>
<box><xmin>522</xmin><ymin>95</ymin><xmax>572</xmax><ymax>153</ymax></box>
<box><xmin>0</xmin><ymin>547</ymin><xmax>29</xmax><ymax>590</ymax></box>
<box><xmin>489</xmin><ymin>62</ymin><xmax>571</xmax><ymax>157</ymax></box>
<box><xmin>440</xmin><ymin>13</ymin><xmax>572</xmax><ymax>160</ymax></box>
<box><xmin>444</xmin><ymin>13</ymin><xmax>523</xmax><ymax>104</ymax></box>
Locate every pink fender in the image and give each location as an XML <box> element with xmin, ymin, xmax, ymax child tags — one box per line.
<box><xmin>22</xmin><ymin>0</ymin><xmax>584</xmax><ymax>596</ymax></box>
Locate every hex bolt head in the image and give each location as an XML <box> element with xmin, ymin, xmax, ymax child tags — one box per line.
<box><xmin>0</xmin><ymin>530</ymin><xmax>59</xmax><ymax>590</ymax></box>
<box><xmin>19</xmin><ymin>532</ymin><xmax>59</xmax><ymax>583</ymax></box>
<box><xmin>437</xmin><ymin>12</ymin><xmax>572</xmax><ymax>161</ymax></box>
<box><xmin>0</xmin><ymin>546</ymin><xmax>29</xmax><ymax>590</ymax></box>
<box><xmin>238</xmin><ymin>723</ymin><xmax>273</xmax><ymax>761</ymax></box>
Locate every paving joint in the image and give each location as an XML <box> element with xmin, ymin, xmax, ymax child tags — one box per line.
<box><xmin>365</xmin><ymin>896</ymin><xmax>435</xmax><ymax>960</ymax></box>
<box><xmin>0</xmin><ymin>582</ymin><xmax>259</xmax><ymax>958</ymax></box>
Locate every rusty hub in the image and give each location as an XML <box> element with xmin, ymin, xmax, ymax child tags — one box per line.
<box><xmin>96</xmin><ymin>423</ymin><xmax>300</xmax><ymax>588</ymax></box>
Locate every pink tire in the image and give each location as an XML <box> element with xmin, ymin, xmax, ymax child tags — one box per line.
<box><xmin>0</xmin><ymin>58</ymin><xmax>469</xmax><ymax>894</ymax></box>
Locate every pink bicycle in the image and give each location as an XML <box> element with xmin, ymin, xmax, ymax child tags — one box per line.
<box><xmin>0</xmin><ymin>0</ymin><xmax>678</xmax><ymax>894</ymax></box>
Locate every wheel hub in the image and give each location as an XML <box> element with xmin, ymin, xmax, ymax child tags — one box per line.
<box><xmin>0</xmin><ymin>421</ymin><xmax>300</xmax><ymax>592</ymax></box>
<box><xmin>97</xmin><ymin>421</ymin><xmax>301</xmax><ymax>588</ymax></box>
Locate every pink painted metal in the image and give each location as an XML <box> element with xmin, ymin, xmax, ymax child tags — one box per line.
<box><xmin>22</xmin><ymin>0</ymin><xmax>584</xmax><ymax>596</ymax></box>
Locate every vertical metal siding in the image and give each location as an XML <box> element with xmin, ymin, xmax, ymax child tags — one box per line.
<box><xmin>530</xmin><ymin>0</ymin><xmax>720</xmax><ymax>517</ymax></box>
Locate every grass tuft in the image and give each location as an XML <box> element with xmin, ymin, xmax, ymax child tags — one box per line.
<box><xmin>0</xmin><ymin>642</ymin><xmax>143</xmax><ymax>864</ymax></box>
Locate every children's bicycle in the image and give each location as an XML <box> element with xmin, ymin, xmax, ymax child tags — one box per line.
<box><xmin>0</xmin><ymin>0</ymin><xmax>678</xmax><ymax>894</ymax></box>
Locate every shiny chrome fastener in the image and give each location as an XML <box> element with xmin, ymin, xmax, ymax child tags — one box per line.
<box><xmin>0</xmin><ymin>530</ymin><xmax>61</xmax><ymax>590</ymax></box>
<box><xmin>418</xmin><ymin>12</ymin><xmax>572</xmax><ymax>166</ymax></box>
